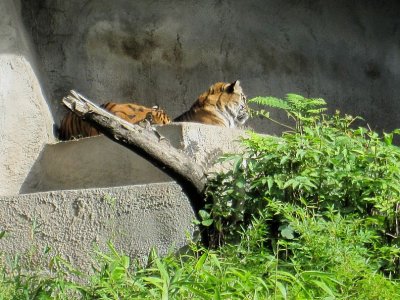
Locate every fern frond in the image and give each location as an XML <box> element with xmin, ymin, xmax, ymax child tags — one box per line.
<box><xmin>249</xmin><ymin>96</ymin><xmax>289</xmax><ymax>110</ymax></box>
<box><xmin>307</xmin><ymin>99</ymin><xmax>327</xmax><ymax>111</ymax></box>
<box><xmin>285</xmin><ymin>94</ymin><xmax>307</xmax><ymax>111</ymax></box>
<box><xmin>286</xmin><ymin>94</ymin><xmax>306</xmax><ymax>103</ymax></box>
<box><xmin>250</xmin><ymin>94</ymin><xmax>327</xmax><ymax>132</ymax></box>
<box><xmin>307</xmin><ymin>108</ymin><xmax>327</xmax><ymax>114</ymax></box>
<box><xmin>308</xmin><ymin>98</ymin><xmax>326</xmax><ymax>106</ymax></box>
<box><xmin>286</xmin><ymin>94</ymin><xmax>327</xmax><ymax>113</ymax></box>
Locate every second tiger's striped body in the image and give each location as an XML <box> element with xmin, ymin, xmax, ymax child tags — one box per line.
<box><xmin>59</xmin><ymin>102</ymin><xmax>171</xmax><ymax>140</ymax></box>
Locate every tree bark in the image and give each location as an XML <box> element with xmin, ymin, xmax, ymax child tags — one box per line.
<box><xmin>62</xmin><ymin>90</ymin><xmax>207</xmax><ymax>208</ymax></box>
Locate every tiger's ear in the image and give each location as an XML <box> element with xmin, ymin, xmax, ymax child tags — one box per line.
<box><xmin>226</xmin><ymin>80</ymin><xmax>241</xmax><ymax>93</ymax></box>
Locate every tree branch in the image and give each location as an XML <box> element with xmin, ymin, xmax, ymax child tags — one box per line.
<box><xmin>62</xmin><ymin>90</ymin><xmax>207</xmax><ymax>208</ymax></box>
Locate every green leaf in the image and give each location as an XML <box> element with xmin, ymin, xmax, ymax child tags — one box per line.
<box><xmin>279</xmin><ymin>225</ymin><xmax>294</xmax><ymax>240</ymax></box>
<box><xmin>185</xmin><ymin>286</ymin><xmax>212</xmax><ymax>299</ymax></box>
<box><xmin>199</xmin><ymin>209</ymin><xmax>211</xmax><ymax>220</ymax></box>
<box><xmin>267</xmin><ymin>177</ymin><xmax>274</xmax><ymax>191</ymax></box>
<box><xmin>201</xmin><ymin>219</ymin><xmax>214</xmax><ymax>227</ymax></box>
<box><xmin>384</xmin><ymin>132</ymin><xmax>393</xmax><ymax>145</ymax></box>
<box><xmin>213</xmin><ymin>288</ymin><xmax>221</xmax><ymax>300</ymax></box>
<box><xmin>283</xmin><ymin>179</ymin><xmax>299</xmax><ymax>190</ymax></box>
<box><xmin>143</xmin><ymin>276</ymin><xmax>164</xmax><ymax>289</ymax></box>
<box><xmin>235</xmin><ymin>178</ymin><xmax>245</xmax><ymax>189</ymax></box>
<box><xmin>195</xmin><ymin>253</ymin><xmax>208</xmax><ymax>271</ymax></box>
<box><xmin>274</xmin><ymin>281</ymin><xmax>287</xmax><ymax>299</ymax></box>
<box><xmin>232</xmin><ymin>155</ymin><xmax>243</xmax><ymax>173</ymax></box>
<box><xmin>310</xmin><ymin>279</ymin><xmax>335</xmax><ymax>297</ymax></box>
<box><xmin>155</xmin><ymin>258</ymin><xmax>170</xmax><ymax>283</ymax></box>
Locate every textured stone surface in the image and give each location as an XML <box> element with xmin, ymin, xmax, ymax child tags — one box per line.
<box><xmin>21</xmin><ymin>0</ymin><xmax>400</xmax><ymax>135</ymax></box>
<box><xmin>0</xmin><ymin>183</ymin><xmax>195</xmax><ymax>271</ymax></box>
<box><xmin>0</xmin><ymin>0</ymin><xmax>53</xmax><ymax>196</ymax></box>
<box><xmin>158</xmin><ymin>123</ymin><xmax>247</xmax><ymax>174</ymax></box>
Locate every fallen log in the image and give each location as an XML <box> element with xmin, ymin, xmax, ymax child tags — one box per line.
<box><xmin>62</xmin><ymin>90</ymin><xmax>207</xmax><ymax>209</ymax></box>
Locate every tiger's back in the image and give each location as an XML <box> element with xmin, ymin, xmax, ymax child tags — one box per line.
<box><xmin>59</xmin><ymin>102</ymin><xmax>171</xmax><ymax>140</ymax></box>
<box><xmin>174</xmin><ymin>81</ymin><xmax>249</xmax><ymax>128</ymax></box>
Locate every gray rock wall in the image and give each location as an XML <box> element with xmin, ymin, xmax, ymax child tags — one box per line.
<box><xmin>0</xmin><ymin>0</ymin><xmax>53</xmax><ymax>196</ymax></box>
<box><xmin>21</xmin><ymin>0</ymin><xmax>400</xmax><ymax>135</ymax></box>
<box><xmin>0</xmin><ymin>183</ymin><xmax>196</xmax><ymax>271</ymax></box>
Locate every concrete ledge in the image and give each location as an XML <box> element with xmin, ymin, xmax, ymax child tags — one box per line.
<box><xmin>20</xmin><ymin>135</ymin><xmax>173</xmax><ymax>194</ymax></box>
<box><xmin>21</xmin><ymin>123</ymin><xmax>247</xmax><ymax>194</ymax></box>
<box><xmin>158</xmin><ymin>123</ymin><xmax>248</xmax><ymax>173</ymax></box>
<box><xmin>0</xmin><ymin>182</ymin><xmax>195</xmax><ymax>270</ymax></box>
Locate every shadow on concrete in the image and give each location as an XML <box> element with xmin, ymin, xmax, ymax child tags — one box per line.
<box><xmin>20</xmin><ymin>135</ymin><xmax>173</xmax><ymax>194</ymax></box>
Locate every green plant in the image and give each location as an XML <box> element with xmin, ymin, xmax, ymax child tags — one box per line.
<box><xmin>204</xmin><ymin>93</ymin><xmax>400</xmax><ymax>296</ymax></box>
<box><xmin>0</xmin><ymin>238</ymin><xmax>345</xmax><ymax>299</ymax></box>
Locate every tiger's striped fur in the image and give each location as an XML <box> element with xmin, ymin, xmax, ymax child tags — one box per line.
<box><xmin>173</xmin><ymin>81</ymin><xmax>249</xmax><ymax>128</ymax></box>
<box><xmin>59</xmin><ymin>102</ymin><xmax>171</xmax><ymax>140</ymax></box>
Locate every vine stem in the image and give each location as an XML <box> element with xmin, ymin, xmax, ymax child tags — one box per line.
<box><xmin>264</xmin><ymin>115</ymin><xmax>294</xmax><ymax>131</ymax></box>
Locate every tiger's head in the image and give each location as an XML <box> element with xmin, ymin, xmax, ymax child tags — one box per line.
<box><xmin>194</xmin><ymin>80</ymin><xmax>249</xmax><ymax>128</ymax></box>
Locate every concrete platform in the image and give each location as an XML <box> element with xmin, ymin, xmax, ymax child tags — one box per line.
<box><xmin>0</xmin><ymin>182</ymin><xmax>195</xmax><ymax>270</ymax></box>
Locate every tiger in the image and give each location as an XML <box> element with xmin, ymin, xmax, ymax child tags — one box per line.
<box><xmin>173</xmin><ymin>80</ymin><xmax>249</xmax><ymax>128</ymax></box>
<box><xmin>59</xmin><ymin>102</ymin><xmax>171</xmax><ymax>140</ymax></box>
